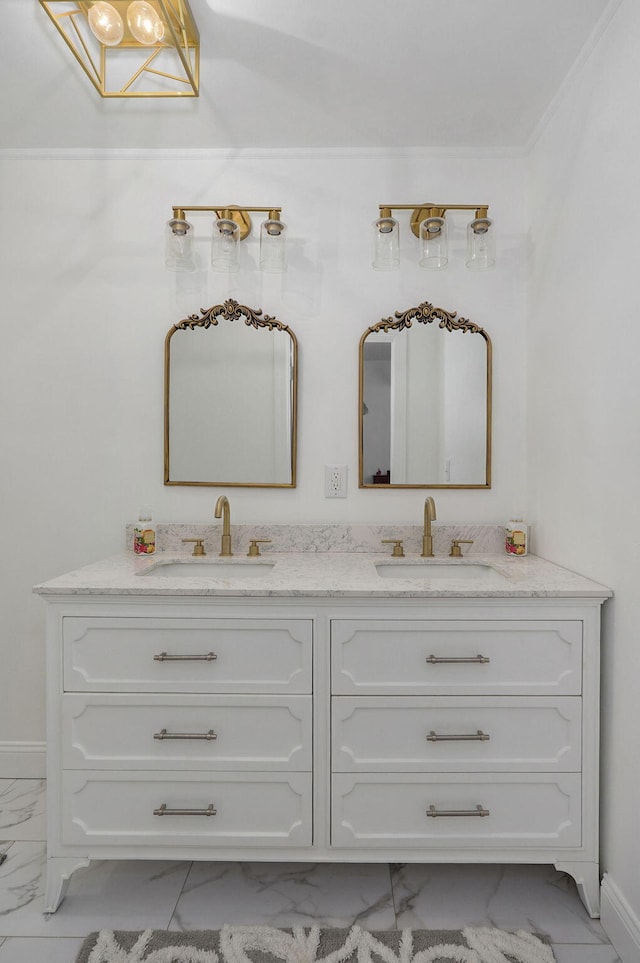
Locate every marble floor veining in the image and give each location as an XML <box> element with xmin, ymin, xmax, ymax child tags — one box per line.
<box><xmin>0</xmin><ymin>779</ymin><xmax>622</xmax><ymax>962</ymax></box>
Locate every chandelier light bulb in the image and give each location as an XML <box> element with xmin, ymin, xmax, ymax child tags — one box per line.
<box><xmin>127</xmin><ymin>1</ymin><xmax>165</xmax><ymax>44</ymax></box>
<box><xmin>259</xmin><ymin>219</ymin><xmax>288</xmax><ymax>273</ymax></box>
<box><xmin>466</xmin><ymin>217</ymin><xmax>495</xmax><ymax>270</ymax></box>
<box><xmin>372</xmin><ymin>216</ymin><xmax>400</xmax><ymax>270</ymax></box>
<box><xmin>165</xmin><ymin>218</ymin><xmax>194</xmax><ymax>272</ymax></box>
<box><xmin>87</xmin><ymin>1</ymin><xmax>125</xmax><ymax>45</ymax></box>
<box><xmin>211</xmin><ymin>218</ymin><xmax>240</xmax><ymax>272</ymax></box>
<box><xmin>419</xmin><ymin>216</ymin><xmax>448</xmax><ymax>269</ymax></box>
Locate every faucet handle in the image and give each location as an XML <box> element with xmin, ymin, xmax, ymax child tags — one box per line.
<box><xmin>247</xmin><ymin>539</ymin><xmax>272</xmax><ymax>557</ymax></box>
<box><xmin>182</xmin><ymin>538</ymin><xmax>207</xmax><ymax>557</ymax></box>
<box><xmin>449</xmin><ymin>539</ymin><xmax>474</xmax><ymax>558</ymax></box>
<box><xmin>382</xmin><ymin>539</ymin><xmax>405</xmax><ymax>558</ymax></box>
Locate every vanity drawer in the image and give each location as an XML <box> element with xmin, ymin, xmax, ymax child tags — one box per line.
<box><xmin>332</xmin><ymin>696</ymin><xmax>581</xmax><ymax>772</ymax></box>
<box><xmin>331</xmin><ymin>772</ymin><xmax>581</xmax><ymax>849</ymax></box>
<box><xmin>63</xmin><ymin>617</ymin><xmax>312</xmax><ymax>693</ymax></box>
<box><xmin>62</xmin><ymin>770</ymin><xmax>312</xmax><ymax>848</ymax></box>
<box><xmin>331</xmin><ymin>619</ymin><xmax>582</xmax><ymax>695</ymax></box>
<box><xmin>63</xmin><ymin>694</ymin><xmax>312</xmax><ymax>771</ymax></box>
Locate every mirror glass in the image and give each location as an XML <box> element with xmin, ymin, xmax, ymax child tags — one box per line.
<box><xmin>165</xmin><ymin>300</ymin><xmax>297</xmax><ymax>487</ymax></box>
<box><xmin>359</xmin><ymin>301</ymin><xmax>491</xmax><ymax>488</ymax></box>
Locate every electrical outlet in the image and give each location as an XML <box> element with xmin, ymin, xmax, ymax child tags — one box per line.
<box><xmin>325</xmin><ymin>464</ymin><xmax>348</xmax><ymax>498</ymax></box>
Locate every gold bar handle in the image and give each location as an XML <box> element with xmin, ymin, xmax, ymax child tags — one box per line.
<box><xmin>426</xmin><ymin>730</ymin><xmax>490</xmax><ymax>742</ymax></box>
<box><xmin>153</xmin><ymin>803</ymin><xmax>217</xmax><ymax>817</ymax></box>
<box><xmin>153</xmin><ymin>651</ymin><xmax>217</xmax><ymax>662</ymax></box>
<box><xmin>154</xmin><ymin>729</ymin><xmax>217</xmax><ymax>741</ymax></box>
<box><xmin>426</xmin><ymin>654</ymin><xmax>490</xmax><ymax>664</ymax></box>
<box><xmin>427</xmin><ymin>804</ymin><xmax>490</xmax><ymax>818</ymax></box>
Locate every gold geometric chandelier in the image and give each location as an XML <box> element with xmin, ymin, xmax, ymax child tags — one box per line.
<box><xmin>39</xmin><ymin>0</ymin><xmax>199</xmax><ymax>98</ymax></box>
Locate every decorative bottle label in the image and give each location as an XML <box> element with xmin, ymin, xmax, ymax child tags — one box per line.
<box><xmin>134</xmin><ymin>510</ymin><xmax>156</xmax><ymax>555</ymax></box>
<box><xmin>505</xmin><ymin>519</ymin><xmax>528</xmax><ymax>556</ymax></box>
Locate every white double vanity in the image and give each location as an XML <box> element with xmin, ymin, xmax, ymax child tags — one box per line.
<box><xmin>35</xmin><ymin>533</ymin><xmax>610</xmax><ymax>918</ymax></box>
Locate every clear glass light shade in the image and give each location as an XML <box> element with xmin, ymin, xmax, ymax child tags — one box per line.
<box><xmin>259</xmin><ymin>219</ymin><xmax>287</xmax><ymax>273</ymax></box>
<box><xmin>87</xmin><ymin>1</ymin><xmax>124</xmax><ymax>45</ymax></box>
<box><xmin>211</xmin><ymin>218</ymin><xmax>240</xmax><ymax>272</ymax></box>
<box><xmin>127</xmin><ymin>1</ymin><xmax>165</xmax><ymax>44</ymax></box>
<box><xmin>466</xmin><ymin>217</ymin><xmax>495</xmax><ymax>270</ymax></box>
<box><xmin>419</xmin><ymin>216</ymin><xmax>448</xmax><ymax>269</ymax></box>
<box><xmin>165</xmin><ymin>218</ymin><xmax>194</xmax><ymax>272</ymax></box>
<box><xmin>372</xmin><ymin>217</ymin><xmax>399</xmax><ymax>270</ymax></box>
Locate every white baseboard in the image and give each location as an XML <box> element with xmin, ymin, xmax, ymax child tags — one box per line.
<box><xmin>601</xmin><ymin>873</ymin><xmax>640</xmax><ymax>963</ymax></box>
<box><xmin>0</xmin><ymin>742</ymin><xmax>46</xmax><ymax>778</ymax></box>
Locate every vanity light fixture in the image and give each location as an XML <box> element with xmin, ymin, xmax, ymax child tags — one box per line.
<box><xmin>373</xmin><ymin>203</ymin><xmax>495</xmax><ymax>271</ymax></box>
<box><xmin>166</xmin><ymin>206</ymin><xmax>287</xmax><ymax>274</ymax></box>
<box><xmin>38</xmin><ymin>0</ymin><xmax>199</xmax><ymax>97</ymax></box>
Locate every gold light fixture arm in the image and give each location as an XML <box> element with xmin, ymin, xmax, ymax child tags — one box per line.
<box><xmin>122</xmin><ymin>49</ymin><xmax>163</xmax><ymax>94</ymax></box>
<box><xmin>162</xmin><ymin>0</ymin><xmax>199</xmax><ymax>93</ymax></box>
<box><xmin>379</xmin><ymin>203</ymin><xmax>490</xmax><ymax>238</ymax></box>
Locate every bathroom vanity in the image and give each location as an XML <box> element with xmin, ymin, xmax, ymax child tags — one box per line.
<box><xmin>35</xmin><ymin>545</ymin><xmax>610</xmax><ymax>916</ymax></box>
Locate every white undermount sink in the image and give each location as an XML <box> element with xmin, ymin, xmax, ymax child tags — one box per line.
<box><xmin>142</xmin><ymin>561</ymin><xmax>275</xmax><ymax>578</ymax></box>
<box><xmin>375</xmin><ymin>562</ymin><xmax>506</xmax><ymax>582</ymax></box>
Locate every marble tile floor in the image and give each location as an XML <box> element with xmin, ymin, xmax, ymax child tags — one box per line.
<box><xmin>0</xmin><ymin>779</ymin><xmax>622</xmax><ymax>963</ymax></box>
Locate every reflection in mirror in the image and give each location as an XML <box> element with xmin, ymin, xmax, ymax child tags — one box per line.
<box><xmin>165</xmin><ymin>299</ymin><xmax>297</xmax><ymax>487</ymax></box>
<box><xmin>359</xmin><ymin>301</ymin><xmax>491</xmax><ymax>489</ymax></box>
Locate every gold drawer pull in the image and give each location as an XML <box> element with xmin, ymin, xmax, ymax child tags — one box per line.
<box><xmin>154</xmin><ymin>729</ymin><xmax>218</xmax><ymax>741</ymax></box>
<box><xmin>427</xmin><ymin>804</ymin><xmax>490</xmax><ymax>818</ymax></box>
<box><xmin>426</xmin><ymin>730</ymin><xmax>490</xmax><ymax>742</ymax></box>
<box><xmin>153</xmin><ymin>651</ymin><xmax>217</xmax><ymax>662</ymax></box>
<box><xmin>426</xmin><ymin>654</ymin><xmax>490</xmax><ymax>664</ymax></box>
<box><xmin>153</xmin><ymin>803</ymin><xmax>217</xmax><ymax>817</ymax></box>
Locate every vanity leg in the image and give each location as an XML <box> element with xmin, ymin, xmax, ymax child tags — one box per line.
<box><xmin>44</xmin><ymin>856</ymin><xmax>91</xmax><ymax>913</ymax></box>
<box><xmin>555</xmin><ymin>861</ymin><xmax>600</xmax><ymax>918</ymax></box>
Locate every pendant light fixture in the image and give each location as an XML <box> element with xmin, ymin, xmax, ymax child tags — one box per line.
<box><xmin>371</xmin><ymin>212</ymin><xmax>400</xmax><ymax>271</ymax></box>
<box><xmin>39</xmin><ymin>0</ymin><xmax>199</xmax><ymax>97</ymax></box>
<box><xmin>373</xmin><ymin>203</ymin><xmax>495</xmax><ymax>271</ymax></box>
<box><xmin>419</xmin><ymin>209</ymin><xmax>448</xmax><ymax>269</ymax></box>
<box><xmin>466</xmin><ymin>212</ymin><xmax>496</xmax><ymax>270</ymax></box>
<box><xmin>166</xmin><ymin>206</ymin><xmax>288</xmax><ymax>275</ymax></box>
<box><xmin>165</xmin><ymin>213</ymin><xmax>195</xmax><ymax>273</ymax></box>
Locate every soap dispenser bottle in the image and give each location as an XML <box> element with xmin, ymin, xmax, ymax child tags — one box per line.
<box><xmin>134</xmin><ymin>506</ymin><xmax>156</xmax><ymax>555</ymax></box>
<box><xmin>505</xmin><ymin>516</ymin><xmax>528</xmax><ymax>556</ymax></box>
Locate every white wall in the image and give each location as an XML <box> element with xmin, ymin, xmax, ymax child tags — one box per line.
<box><xmin>0</xmin><ymin>147</ymin><xmax>526</xmax><ymax>761</ymax></box>
<box><xmin>528</xmin><ymin>0</ymin><xmax>640</xmax><ymax>938</ymax></box>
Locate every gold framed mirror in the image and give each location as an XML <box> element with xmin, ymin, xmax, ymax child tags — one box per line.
<box><xmin>165</xmin><ymin>299</ymin><xmax>298</xmax><ymax>487</ymax></box>
<box><xmin>359</xmin><ymin>301</ymin><xmax>492</xmax><ymax>489</ymax></box>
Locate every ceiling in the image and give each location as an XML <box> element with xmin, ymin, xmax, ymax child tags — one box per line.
<box><xmin>3</xmin><ymin>0</ymin><xmax>614</xmax><ymax>151</ymax></box>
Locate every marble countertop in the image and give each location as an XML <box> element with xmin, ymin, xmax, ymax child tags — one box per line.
<box><xmin>33</xmin><ymin>550</ymin><xmax>612</xmax><ymax>599</ymax></box>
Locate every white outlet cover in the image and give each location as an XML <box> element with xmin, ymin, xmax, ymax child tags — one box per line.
<box><xmin>324</xmin><ymin>464</ymin><xmax>348</xmax><ymax>497</ymax></box>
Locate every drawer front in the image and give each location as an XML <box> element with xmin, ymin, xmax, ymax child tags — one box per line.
<box><xmin>332</xmin><ymin>773</ymin><xmax>581</xmax><ymax>849</ymax></box>
<box><xmin>63</xmin><ymin>694</ymin><xmax>312</xmax><ymax>771</ymax></box>
<box><xmin>62</xmin><ymin>771</ymin><xmax>311</xmax><ymax>847</ymax></box>
<box><xmin>332</xmin><ymin>696</ymin><xmax>581</xmax><ymax>772</ymax></box>
<box><xmin>331</xmin><ymin>620</ymin><xmax>582</xmax><ymax>695</ymax></box>
<box><xmin>63</xmin><ymin>617</ymin><xmax>312</xmax><ymax>693</ymax></box>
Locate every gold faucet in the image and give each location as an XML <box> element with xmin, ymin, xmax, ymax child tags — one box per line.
<box><xmin>421</xmin><ymin>496</ymin><xmax>437</xmax><ymax>557</ymax></box>
<box><xmin>214</xmin><ymin>495</ymin><xmax>233</xmax><ymax>556</ymax></box>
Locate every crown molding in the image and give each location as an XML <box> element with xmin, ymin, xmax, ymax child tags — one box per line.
<box><xmin>0</xmin><ymin>144</ymin><xmax>526</xmax><ymax>163</ymax></box>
